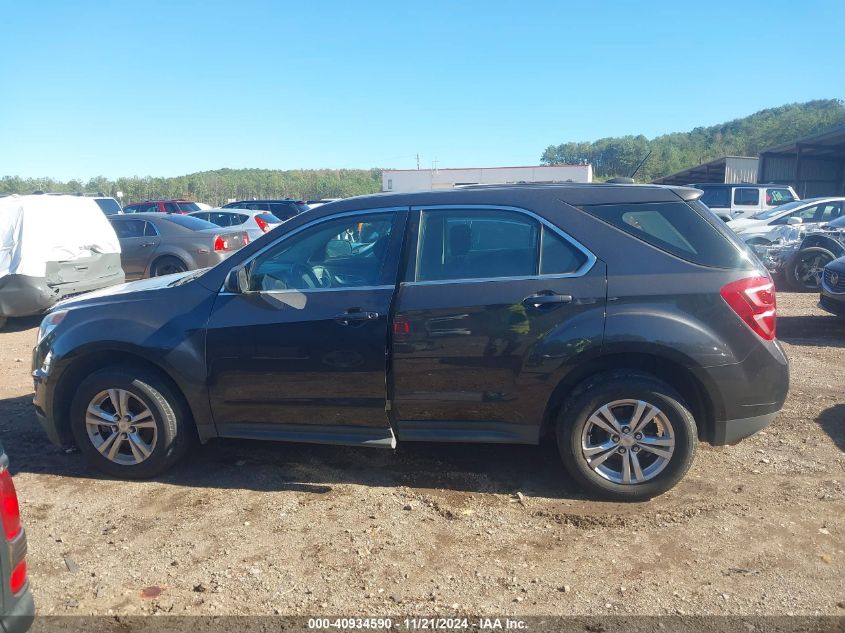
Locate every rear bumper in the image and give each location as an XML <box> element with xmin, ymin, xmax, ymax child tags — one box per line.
<box><xmin>0</xmin><ymin>269</ymin><xmax>124</xmax><ymax>318</ymax></box>
<box><xmin>1</xmin><ymin>587</ymin><xmax>34</xmax><ymax>633</ymax></box>
<box><xmin>694</xmin><ymin>339</ymin><xmax>789</xmax><ymax>446</ymax></box>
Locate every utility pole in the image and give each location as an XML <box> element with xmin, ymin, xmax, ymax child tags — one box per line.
<box><xmin>416</xmin><ymin>153</ymin><xmax>420</xmax><ymax>170</ymax></box>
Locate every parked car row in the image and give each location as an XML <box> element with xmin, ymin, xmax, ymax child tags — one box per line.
<box><xmin>692</xmin><ymin>183</ymin><xmax>798</xmax><ymax>222</ymax></box>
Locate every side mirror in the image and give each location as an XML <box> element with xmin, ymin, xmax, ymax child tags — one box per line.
<box><xmin>224</xmin><ymin>265</ymin><xmax>250</xmax><ymax>293</ymax></box>
<box><xmin>787</xmin><ymin>217</ymin><xmax>803</xmax><ymax>226</ymax></box>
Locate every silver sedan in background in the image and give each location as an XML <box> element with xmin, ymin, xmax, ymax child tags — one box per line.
<box><xmin>108</xmin><ymin>213</ymin><xmax>249</xmax><ymax>279</ymax></box>
<box><xmin>188</xmin><ymin>208</ymin><xmax>282</xmax><ymax>242</ymax></box>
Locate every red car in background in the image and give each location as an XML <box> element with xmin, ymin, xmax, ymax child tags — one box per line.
<box><xmin>123</xmin><ymin>199</ymin><xmax>201</xmax><ymax>214</ymax></box>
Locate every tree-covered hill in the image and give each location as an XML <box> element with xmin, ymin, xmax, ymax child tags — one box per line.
<box><xmin>0</xmin><ymin>168</ymin><xmax>383</xmax><ymax>206</ymax></box>
<box><xmin>541</xmin><ymin>99</ymin><xmax>845</xmax><ymax>181</ymax></box>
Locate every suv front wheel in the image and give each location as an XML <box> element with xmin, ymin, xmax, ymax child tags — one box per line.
<box><xmin>557</xmin><ymin>374</ymin><xmax>697</xmax><ymax>501</ymax></box>
<box><xmin>70</xmin><ymin>366</ymin><xmax>191</xmax><ymax>478</ymax></box>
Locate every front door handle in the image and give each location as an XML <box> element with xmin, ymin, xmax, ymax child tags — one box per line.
<box><xmin>522</xmin><ymin>292</ymin><xmax>573</xmax><ymax>308</ymax></box>
<box><xmin>141</xmin><ymin>242</ymin><xmax>155</xmax><ymax>247</ymax></box>
<box><xmin>335</xmin><ymin>309</ymin><xmax>379</xmax><ymax>326</ymax></box>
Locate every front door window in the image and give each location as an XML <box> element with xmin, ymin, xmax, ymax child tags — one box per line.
<box><xmin>248</xmin><ymin>212</ymin><xmax>395</xmax><ymax>291</ymax></box>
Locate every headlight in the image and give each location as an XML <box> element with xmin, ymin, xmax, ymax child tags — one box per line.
<box><xmin>37</xmin><ymin>310</ymin><xmax>68</xmax><ymax>344</ymax></box>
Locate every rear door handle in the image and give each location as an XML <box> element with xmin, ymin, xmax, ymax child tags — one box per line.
<box><xmin>141</xmin><ymin>242</ymin><xmax>155</xmax><ymax>247</ymax></box>
<box><xmin>335</xmin><ymin>309</ymin><xmax>379</xmax><ymax>326</ymax></box>
<box><xmin>522</xmin><ymin>292</ymin><xmax>573</xmax><ymax>308</ymax></box>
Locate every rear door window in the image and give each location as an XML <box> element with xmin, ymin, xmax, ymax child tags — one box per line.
<box><xmin>163</xmin><ymin>202</ymin><xmax>180</xmax><ymax>213</ymax></box>
<box><xmin>733</xmin><ymin>188</ymin><xmax>760</xmax><ymax>206</ymax></box>
<box><xmin>580</xmin><ymin>201</ymin><xmax>754</xmax><ymax>269</ymax></box>
<box><xmin>416</xmin><ymin>209</ymin><xmax>539</xmax><ymax>281</ymax></box>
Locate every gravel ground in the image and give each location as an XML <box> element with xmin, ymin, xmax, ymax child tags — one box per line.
<box><xmin>0</xmin><ymin>292</ymin><xmax>843</xmax><ymax>618</ymax></box>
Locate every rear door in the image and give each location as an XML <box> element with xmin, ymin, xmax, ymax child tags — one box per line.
<box><xmin>390</xmin><ymin>205</ymin><xmax>606</xmax><ymax>443</ymax></box>
<box><xmin>205</xmin><ymin>207</ymin><xmax>408</xmax><ymax>441</ymax></box>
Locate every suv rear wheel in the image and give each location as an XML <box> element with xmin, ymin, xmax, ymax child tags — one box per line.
<box><xmin>70</xmin><ymin>367</ymin><xmax>191</xmax><ymax>478</ymax></box>
<box><xmin>557</xmin><ymin>374</ymin><xmax>697</xmax><ymax>501</ymax></box>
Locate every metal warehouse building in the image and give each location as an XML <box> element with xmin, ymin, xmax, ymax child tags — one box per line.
<box><xmin>652</xmin><ymin>156</ymin><xmax>758</xmax><ymax>186</ymax></box>
<box><xmin>382</xmin><ymin>164</ymin><xmax>592</xmax><ymax>193</ymax></box>
<box><xmin>758</xmin><ymin>125</ymin><xmax>845</xmax><ymax>197</ymax></box>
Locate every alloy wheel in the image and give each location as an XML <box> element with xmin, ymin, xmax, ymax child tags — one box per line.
<box><xmin>85</xmin><ymin>389</ymin><xmax>158</xmax><ymax>466</ymax></box>
<box><xmin>795</xmin><ymin>253</ymin><xmax>831</xmax><ymax>289</ymax></box>
<box><xmin>581</xmin><ymin>399</ymin><xmax>675</xmax><ymax>485</ymax></box>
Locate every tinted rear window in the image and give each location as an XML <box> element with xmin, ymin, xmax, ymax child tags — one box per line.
<box><xmin>698</xmin><ymin>187</ymin><xmax>730</xmax><ymax>209</ymax></box>
<box><xmin>160</xmin><ymin>215</ymin><xmax>217</xmax><ymax>230</ymax></box>
<box><xmin>177</xmin><ymin>202</ymin><xmax>200</xmax><ymax>212</ymax></box>
<box><xmin>94</xmin><ymin>198</ymin><xmax>122</xmax><ymax>215</ymax></box>
<box><xmin>580</xmin><ymin>201</ymin><xmax>755</xmax><ymax>269</ymax></box>
<box><xmin>269</xmin><ymin>203</ymin><xmax>299</xmax><ymax>220</ymax></box>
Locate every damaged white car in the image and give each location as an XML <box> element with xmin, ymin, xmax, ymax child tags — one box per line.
<box><xmin>746</xmin><ymin>215</ymin><xmax>845</xmax><ymax>291</ymax></box>
<box><xmin>0</xmin><ymin>194</ymin><xmax>124</xmax><ymax>328</ymax></box>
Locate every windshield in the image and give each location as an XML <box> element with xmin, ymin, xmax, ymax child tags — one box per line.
<box><xmin>752</xmin><ymin>199</ymin><xmax>806</xmax><ymax>220</ymax></box>
<box><xmin>160</xmin><ymin>215</ymin><xmax>218</xmax><ymax>230</ymax></box>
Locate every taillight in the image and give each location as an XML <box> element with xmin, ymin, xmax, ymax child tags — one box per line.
<box><xmin>720</xmin><ymin>276</ymin><xmax>777</xmax><ymax>341</ymax></box>
<box><xmin>9</xmin><ymin>561</ymin><xmax>25</xmax><ymax>595</ymax></box>
<box><xmin>393</xmin><ymin>318</ymin><xmax>410</xmax><ymax>335</ymax></box>
<box><xmin>254</xmin><ymin>216</ymin><xmax>269</xmax><ymax>232</ymax></box>
<box><xmin>213</xmin><ymin>235</ymin><xmax>228</xmax><ymax>251</ymax></box>
<box><xmin>1</xmin><ymin>467</ymin><xmax>26</xmax><ymax>595</ymax></box>
<box><xmin>242</xmin><ymin>232</ymin><xmax>250</xmax><ymax>245</ymax></box>
<box><xmin>0</xmin><ymin>469</ymin><xmax>21</xmax><ymax>541</ymax></box>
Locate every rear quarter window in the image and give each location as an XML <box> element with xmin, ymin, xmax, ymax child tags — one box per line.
<box><xmin>579</xmin><ymin>201</ymin><xmax>755</xmax><ymax>269</ymax></box>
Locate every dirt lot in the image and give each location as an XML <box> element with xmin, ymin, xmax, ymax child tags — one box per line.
<box><xmin>0</xmin><ymin>292</ymin><xmax>843</xmax><ymax>618</ymax></box>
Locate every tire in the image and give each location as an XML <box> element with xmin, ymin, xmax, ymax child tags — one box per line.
<box><xmin>70</xmin><ymin>366</ymin><xmax>191</xmax><ymax>478</ymax></box>
<box><xmin>151</xmin><ymin>256</ymin><xmax>187</xmax><ymax>277</ymax></box>
<box><xmin>785</xmin><ymin>247</ymin><xmax>835</xmax><ymax>292</ymax></box>
<box><xmin>556</xmin><ymin>373</ymin><xmax>697</xmax><ymax>501</ymax></box>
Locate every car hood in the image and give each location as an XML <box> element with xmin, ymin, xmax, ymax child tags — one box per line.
<box><xmin>54</xmin><ymin>269</ymin><xmax>200</xmax><ymax>309</ymax></box>
<box><xmin>727</xmin><ymin>218</ymin><xmax>764</xmax><ymax>233</ymax></box>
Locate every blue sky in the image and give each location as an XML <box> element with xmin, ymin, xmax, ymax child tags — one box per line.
<box><xmin>1</xmin><ymin>0</ymin><xmax>843</xmax><ymax>180</ymax></box>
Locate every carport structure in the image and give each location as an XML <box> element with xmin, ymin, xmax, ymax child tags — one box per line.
<box><xmin>758</xmin><ymin>125</ymin><xmax>845</xmax><ymax>197</ymax></box>
<box><xmin>652</xmin><ymin>156</ymin><xmax>758</xmax><ymax>186</ymax></box>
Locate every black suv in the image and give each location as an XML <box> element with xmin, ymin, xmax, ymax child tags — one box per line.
<box><xmin>222</xmin><ymin>199</ymin><xmax>308</xmax><ymax>221</ymax></box>
<box><xmin>32</xmin><ymin>184</ymin><xmax>789</xmax><ymax>500</ymax></box>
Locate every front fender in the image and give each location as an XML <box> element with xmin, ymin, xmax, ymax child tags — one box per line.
<box><xmin>37</xmin><ymin>282</ymin><xmax>217</xmax><ymax>441</ymax></box>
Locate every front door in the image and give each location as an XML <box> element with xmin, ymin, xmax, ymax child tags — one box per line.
<box><xmin>391</xmin><ymin>206</ymin><xmax>606</xmax><ymax>443</ymax></box>
<box><xmin>205</xmin><ymin>208</ymin><xmax>407</xmax><ymax>443</ymax></box>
